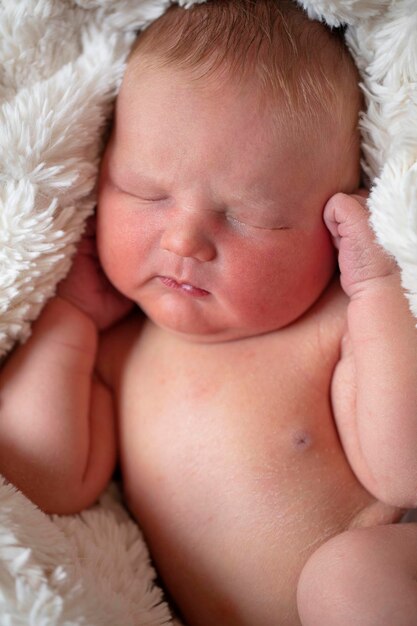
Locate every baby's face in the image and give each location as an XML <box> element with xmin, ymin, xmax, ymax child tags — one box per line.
<box><xmin>97</xmin><ymin>62</ymin><xmax>360</xmax><ymax>342</ymax></box>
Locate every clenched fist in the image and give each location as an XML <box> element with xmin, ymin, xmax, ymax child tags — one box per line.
<box><xmin>323</xmin><ymin>192</ymin><xmax>398</xmax><ymax>299</ymax></box>
<box><xmin>57</xmin><ymin>214</ymin><xmax>134</xmax><ymax>330</ymax></box>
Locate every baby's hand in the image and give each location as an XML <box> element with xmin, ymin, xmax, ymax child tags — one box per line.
<box><xmin>323</xmin><ymin>192</ymin><xmax>398</xmax><ymax>298</ymax></box>
<box><xmin>57</xmin><ymin>214</ymin><xmax>134</xmax><ymax>330</ymax></box>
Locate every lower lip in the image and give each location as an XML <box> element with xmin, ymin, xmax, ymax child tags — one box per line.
<box><xmin>158</xmin><ymin>276</ymin><xmax>210</xmax><ymax>298</ymax></box>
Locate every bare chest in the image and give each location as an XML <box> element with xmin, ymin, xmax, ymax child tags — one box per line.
<box><xmin>115</xmin><ymin>282</ymin><xmax>347</xmax><ymax>473</ymax></box>
<box><xmin>108</xmin><ymin>285</ymin><xmax>397</xmax><ymax>625</ymax></box>
<box><xmin>117</xmin><ymin>297</ymin><xmax>368</xmax><ymax>522</ymax></box>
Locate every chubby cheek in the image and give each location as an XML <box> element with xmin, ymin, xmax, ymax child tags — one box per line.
<box><xmin>298</xmin><ymin>229</ymin><xmax>337</xmax><ymax>301</ymax></box>
<box><xmin>224</xmin><ymin>226</ymin><xmax>336</xmax><ymax>330</ymax></box>
<box><xmin>97</xmin><ymin>200</ymin><xmax>147</xmax><ymax>298</ymax></box>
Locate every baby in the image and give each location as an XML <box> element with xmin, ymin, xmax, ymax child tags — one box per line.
<box><xmin>1</xmin><ymin>1</ymin><xmax>417</xmax><ymax>625</ymax></box>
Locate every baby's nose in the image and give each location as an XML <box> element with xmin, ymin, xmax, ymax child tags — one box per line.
<box><xmin>160</xmin><ymin>213</ymin><xmax>216</xmax><ymax>262</ymax></box>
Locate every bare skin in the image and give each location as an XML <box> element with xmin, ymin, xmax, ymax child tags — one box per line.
<box><xmin>1</xmin><ymin>58</ymin><xmax>417</xmax><ymax>626</ymax></box>
<box><xmin>96</xmin><ymin>280</ymin><xmax>401</xmax><ymax>626</ymax></box>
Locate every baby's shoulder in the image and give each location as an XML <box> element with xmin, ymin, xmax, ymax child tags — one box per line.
<box><xmin>253</xmin><ymin>278</ymin><xmax>348</xmax><ymax>391</ymax></box>
<box><xmin>267</xmin><ymin>277</ymin><xmax>348</xmax><ymax>355</ymax></box>
<box><xmin>303</xmin><ymin>276</ymin><xmax>348</xmax><ymax>342</ymax></box>
<box><xmin>96</xmin><ymin>309</ymin><xmax>144</xmax><ymax>388</ymax></box>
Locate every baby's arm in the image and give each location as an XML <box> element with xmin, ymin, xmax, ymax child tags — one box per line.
<box><xmin>0</xmin><ymin>216</ymin><xmax>133</xmax><ymax>515</ymax></box>
<box><xmin>0</xmin><ymin>297</ymin><xmax>114</xmax><ymax>515</ymax></box>
<box><xmin>325</xmin><ymin>193</ymin><xmax>417</xmax><ymax>508</ymax></box>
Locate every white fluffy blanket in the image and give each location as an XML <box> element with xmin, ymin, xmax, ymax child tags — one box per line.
<box><xmin>0</xmin><ymin>0</ymin><xmax>416</xmax><ymax>622</ymax></box>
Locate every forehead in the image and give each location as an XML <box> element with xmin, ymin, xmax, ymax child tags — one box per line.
<box><xmin>111</xmin><ymin>62</ymin><xmax>358</xmax><ymax>207</ymax></box>
<box><xmin>118</xmin><ymin>63</ymin><xmax>326</xmax><ymax>154</ymax></box>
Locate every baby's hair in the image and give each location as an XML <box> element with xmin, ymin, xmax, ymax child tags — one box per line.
<box><xmin>128</xmin><ymin>0</ymin><xmax>361</xmax><ymax>134</ymax></box>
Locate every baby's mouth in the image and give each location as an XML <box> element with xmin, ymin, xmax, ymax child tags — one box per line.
<box><xmin>158</xmin><ymin>276</ymin><xmax>210</xmax><ymax>297</ymax></box>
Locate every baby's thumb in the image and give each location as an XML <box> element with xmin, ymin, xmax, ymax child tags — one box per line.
<box><xmin>323</xmin><ymin>192</ymin><xmax>368</xmax><ymax>250</ymax></box>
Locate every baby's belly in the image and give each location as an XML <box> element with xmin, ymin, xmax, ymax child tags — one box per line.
<box><xmin>120</xmin><ymin>381</ymin><xmax>398</xmax><ymax>626</ymax></box>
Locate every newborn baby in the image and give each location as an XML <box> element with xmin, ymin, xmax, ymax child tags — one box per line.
<box><xmin>2</xmin><ymin>1</ymin><xmax>417</xmax><ymax>625</ymax></box>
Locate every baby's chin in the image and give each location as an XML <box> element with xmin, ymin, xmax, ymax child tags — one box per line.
<box><xmin>137</xmin><ymin>291</ymin><xmax>335</xmax><ymax>345</ymax></box>
<box><xmin>113</xmin><ymin>255</ymin><xmax>338</xmax><ymax>343</ymax></box>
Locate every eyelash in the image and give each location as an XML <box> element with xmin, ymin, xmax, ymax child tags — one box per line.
<box><xmin>226</xmin><ymin>213</ymin><xmax>290</xmax><ymax>232</ymax></box>
<box><xmin>112</xmin><ymin>184</ymin><xmax>167</xmax><ymax>203</ymax></box>
<box><xmin>136</xmin><ymin>195</ymin><xmax>169</xmax><ymax>203</ymax></box>
<box><xmin>120</xmin><ymin>190</ymin><xmax>289</xmax><ymax>231</ymax></box>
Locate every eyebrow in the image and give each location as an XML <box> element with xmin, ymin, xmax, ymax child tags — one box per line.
<box><xmin>228</xmin><ymin>185</ymin><xmax>291</xmax><ymax>213</ymax></box>
<box><xmin>109</xmin><ymin>165</ymin><xmax>168</xmax><ymax>190</ymax></box>
<box><xmin>108</xmin><ymin>158</ymin><xmax>294</xmax><ymax>213</ymax></box>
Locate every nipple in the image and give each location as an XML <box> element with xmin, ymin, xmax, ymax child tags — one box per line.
<box><xmin>292</xmin><ymin>429</ymin><xmax>313</xmax><ymax>451</ymax></box>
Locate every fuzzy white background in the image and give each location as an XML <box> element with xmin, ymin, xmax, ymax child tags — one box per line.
<box><xmin>0</xmin><ymin>0</ymin><xmax>416</xmax><ymax>623</ymax></box>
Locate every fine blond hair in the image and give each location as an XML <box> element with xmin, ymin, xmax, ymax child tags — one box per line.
<box><xmin>128</xmin><ymin>0</ymin><xmax>361</xmax><ymax>134</ymax></box>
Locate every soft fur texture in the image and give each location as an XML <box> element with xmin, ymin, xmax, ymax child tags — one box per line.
<box><xmin>0</xmin><ymin>0</ymin><xmax>416</xmax><ymax>622</ymax></box>
<box><xmin>0</xmin><ymin>477</ymin><xmax>174</xmax><ymax>625</ymax></box>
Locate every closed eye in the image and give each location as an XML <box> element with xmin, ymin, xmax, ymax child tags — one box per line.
<box><xmin>108</xmin><ymin>177</ymin><xmax>169</xmax><ymax>202</ymax></box>
<box><xmin>137</xmin><ymin>196</ymin><xmax>169</xmax><ymax>203</ymax></box>
<box><xmin>225</xmin><ymin>213</ymin><xmax>291</xmax><ymax>231</ymax></box>
<box><xmin>115</xmin><ymin>186</ymin><xmax>169</xmax><ymax>203</ymax></box>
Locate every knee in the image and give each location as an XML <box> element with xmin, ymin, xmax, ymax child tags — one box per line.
<box><xmin>297</xmin><ymin>530</ymin><xmax>365</xmax><ymax>625</ymax></box>
<box><xmin>297</xmin><ymin>526</ymin><xmax>417</xmax><ymax>626</ymax></box>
